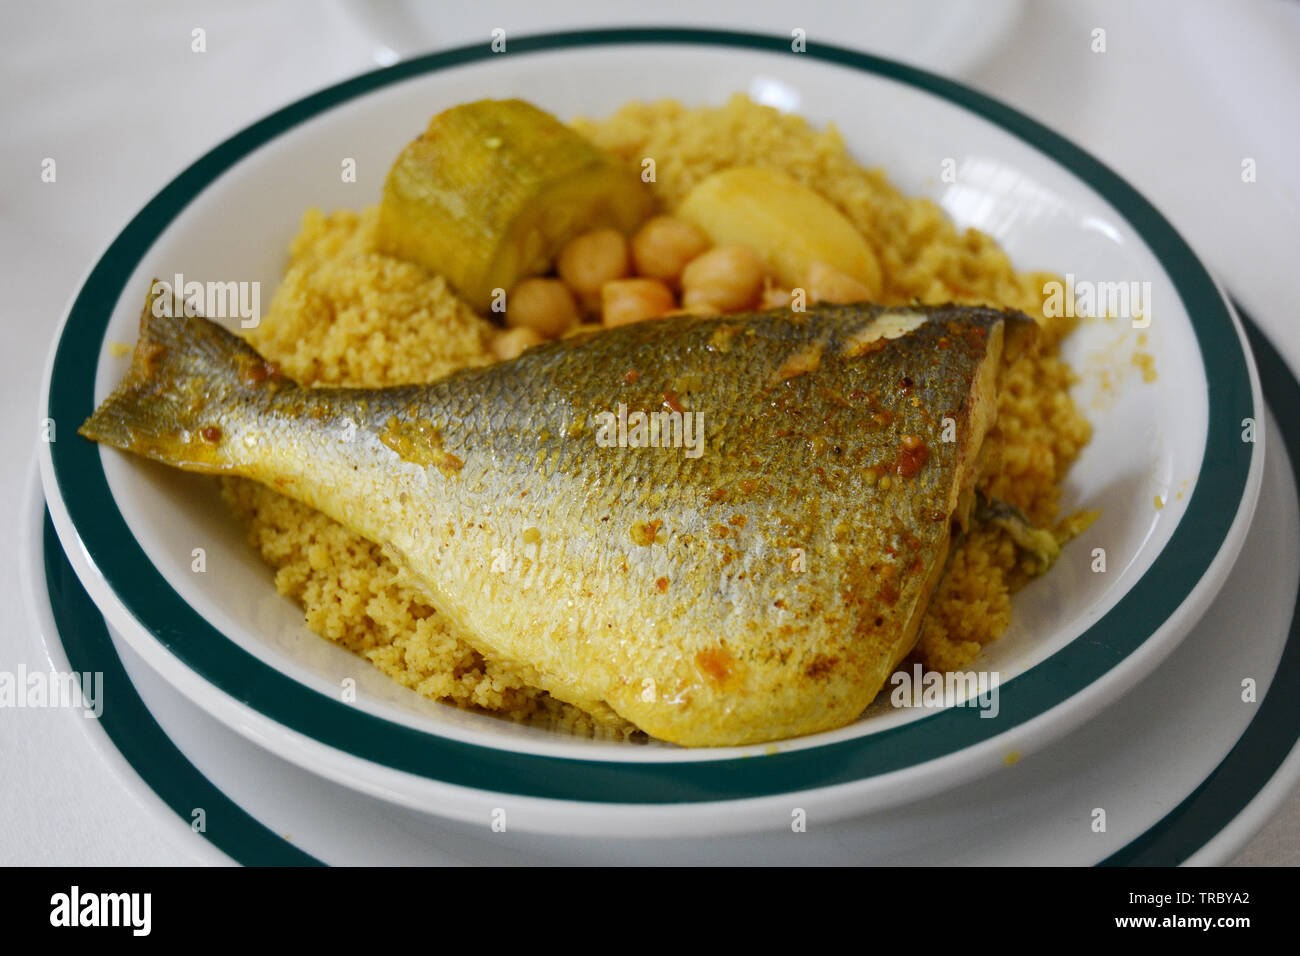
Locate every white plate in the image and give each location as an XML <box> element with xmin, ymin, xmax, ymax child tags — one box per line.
<box><xmin>39</xmin><ymin>30</ymin><xmax>1263</xmax><ymax>836</ymax></box>
<box><xmin>27</xmin><ymin>379</ymin><xmax>1299</xmax><ymax>862</ymax></box>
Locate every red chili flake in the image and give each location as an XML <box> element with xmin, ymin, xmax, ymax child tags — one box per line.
<box><xmin>695</xmin><ymin>647</ymin><xmax>735</xmax><ymax>686</ymax></box>
<box><xmin>803</xmin><ymin>654</ymin><xmax>837</xmax><ymax>678</ymax></box>
<box><xmin>623</xmin><ymin>369</ymin><xmax>640</xmax><ymax>385</ymax></box>
<box><xmin>245</xmin><ymin>360</ymin><xmax>280</xmax><ymax>384</ymax></box>
<box><xmin>662</xmin><ymin>389</ymin><xmax>684</xmax><ymax>413</ymax></box>
<box><xmin>198</xmin><ymin>426</ymin><xmax>222</xmax><ymax>443</ymax></box>
<box><xmin>896</xmin><ymin>435</ymin><xmax>930</xmax><ymax>477</ymax></box>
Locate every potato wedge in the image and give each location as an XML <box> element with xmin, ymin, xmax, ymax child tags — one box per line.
<box><xmin>676</xmin><ymin>167</ymin><xmax>882</xmax><ymax>297</ymax></box>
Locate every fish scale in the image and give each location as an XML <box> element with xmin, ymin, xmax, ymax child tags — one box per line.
<box><xmin>81</xmin><ymin>285</ymin><xmax>1033</xmax><ymax>745</ymax></box>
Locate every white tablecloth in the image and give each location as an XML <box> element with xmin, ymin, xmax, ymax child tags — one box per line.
<box><xmin>2</xmin><ymin>0</ymin><xmax>1296</xmax><ymax>865</ymax></box>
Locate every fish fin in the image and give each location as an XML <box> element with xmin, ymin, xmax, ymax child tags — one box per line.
<box><xmin>78</xmin><ymin>281</ymin><xmax>283</xmax><ymax>474</ymax></box>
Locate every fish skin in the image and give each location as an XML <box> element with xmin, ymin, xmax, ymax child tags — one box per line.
<box><xmin>81</xmin><ymin>286</ymin><xmax>1034</xmax><ymax>746</ymax></box>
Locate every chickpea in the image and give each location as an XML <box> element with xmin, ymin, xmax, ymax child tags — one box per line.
<box><xmin>680</xmin><ymin>243</ymin><xmax>765</xmax><ymax>313</ymax></box>
<box><xmin>601</xmin><ymin>278</ymin><xmax>677</xmax><ymax>328</ymax></box>
<box><xmin>760</xmin><ymin>280</ymin><xmax>794</xmax><ymax>310</ymax></box>
<box><xmin>557</xmin><ymin>229</ymin><xmax>630</xmax><ymax>308</ymax></box>
<box><xmin>506</xmin><ymin>278</ymin><xmax>578</xmax><ymax>338</ymax></box>
<box><xmin>492</xmin><ymin>326</ymin><xmax>545</xmax><ymax>362</ymax></box>
<box><xmin>630</xmin><ymin>216</ymin><xmax>710</xmax><ymax>284</ymax></box>
<box><xmin>805</xmin><ymin>261</ymin><xmax>873</xmax><ymax>305</ymax></box>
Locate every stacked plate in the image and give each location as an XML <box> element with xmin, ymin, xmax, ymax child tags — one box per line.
<box><xmin>31</xmin><ymin>30</ymin><xmax>1300</xmax><ymax>864</ymax></box>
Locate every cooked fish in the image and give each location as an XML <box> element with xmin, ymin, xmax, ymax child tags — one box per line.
<box><xmin>81</xmin><ymin>286</ymin><xmax>1034</xmax><ymax>746</ymax></box>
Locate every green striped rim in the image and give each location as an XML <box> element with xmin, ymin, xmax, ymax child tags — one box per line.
<box><xmin>1099</xmin><ymin>307</ymin><xmax>1300</xmax><ymax>865</ymax></box>
<box><xmin>43</xmin><ymin>509</ymin><xmax>322</xmax><ymax>866</ymax></box>
<box><xmin>46</xmin><ymin>28</ymin><xmax>1257</xmax><ymax>803</ymax></box>
<box><xmin>39</xmin><ymin>303</ymin><xmax>1298</xmax><ymax>864</ymax></box>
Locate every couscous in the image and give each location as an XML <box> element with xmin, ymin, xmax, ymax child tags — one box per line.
<box><xmin>215</xmin><ymin>94</ymin><xmax>1092</xmax><ymax>738</ymax></box>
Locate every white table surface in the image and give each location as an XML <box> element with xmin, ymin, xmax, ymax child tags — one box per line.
<box><xmin>2</xmin><ymin>0</ymin><xmax>1297</xmax><ymax>866</ymax></box>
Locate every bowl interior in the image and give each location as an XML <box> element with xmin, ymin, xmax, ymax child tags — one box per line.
<box><xmin>88</xmin><ymin>44</ymin><xmax>1208</xmax><ymax>760</ymax></box>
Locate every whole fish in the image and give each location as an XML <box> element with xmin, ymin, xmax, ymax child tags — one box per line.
<box><xmin>82</xmin><ymin>286</ymin><xmax>1035</xmax><ymax>746</ymax></box>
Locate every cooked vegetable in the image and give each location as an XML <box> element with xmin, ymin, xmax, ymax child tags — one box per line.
<box><xmin>676</xmin><ymin>166</ymin><xmax>882</xmax><ymax>296</ymax></box>
<box><xmin>557</xmin><ymin>228</ymin><xmax>631</xmax><ymax>311</ymax></box>
<box><xmin>630</xmin><ymin>216</ymin><xmax>710</xmax><ymax>285</ymax></box>
<box><xmin>376</xmin><ymin>99</ymin><xmax>652</xmax><ymax>312</ymax></box>
<box><xmin>507</xmin><ymin>278</ymin><xmax>578</xmax><ymax>338</ymax></box>
<box><xmin>975</xmin><ymin>492</ymin><xmax>1061</xmax><ymax>572</ymax></box>
<box><xmin>805</xmin><ymin>260</ymin><xmax>874</xmax><ymax>305</ymax></box>
<box><xmin>601</xmin><ymin>278</ymin><xmax>676</xmax><ymax>327</ymax></box>
<box><xmin>680</xmin><ymin>243</ymin><xmax>765</xmax><ymax>313</ymax></box>
<box><xmin>760</xmin><ymin>282</ymin><xmax>794</xmax><ymax>310</ymax></box>
<box><xmin>492</xmin><ymin>326</ymin><xmax>545</xmax><ymax>361</ymax></box>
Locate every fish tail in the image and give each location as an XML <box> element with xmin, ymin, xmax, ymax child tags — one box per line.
<box><xmin>78</xmin><ymin>281</ymin><xmax>282</xmax><ymax>474</ymax></box>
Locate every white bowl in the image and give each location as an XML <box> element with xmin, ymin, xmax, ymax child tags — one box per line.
<box><xmin>40</xmin><ymin>29</ymin><xmax>1263</xmax><ymax>836</ymax></box>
